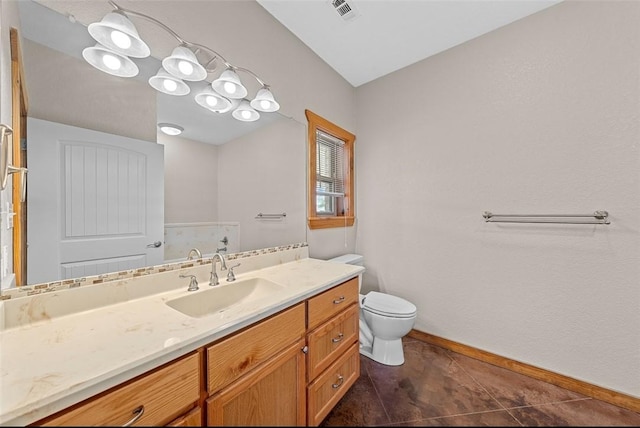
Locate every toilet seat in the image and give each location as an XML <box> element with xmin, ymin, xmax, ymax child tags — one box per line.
<box><xmin>362</xmin><ymin>291</ymin><xmax>416</xmax><ymax>318</ymax></box>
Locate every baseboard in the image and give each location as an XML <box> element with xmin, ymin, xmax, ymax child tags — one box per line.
<box><xmin>408</xmin><ymin>329</ymin><xmax>640</xmax><ymax>413</ymax></box>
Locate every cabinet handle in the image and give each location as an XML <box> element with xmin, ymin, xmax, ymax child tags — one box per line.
<box><xmin>332</xmin><ymin>375</ymin><xmax>344</xmax><ymax>389</ymax></box>
<box><xmin>331</xmin><ymin>333</ymin><xmax>344</xmax><ymax>343</ymax></box>
<box><xmin>123</xmin><ymin>405</ymin><xmax>144</xmax><ymax>427</ymax></box>
<box><xmin>301</xmin><ymin>345</ymin><xmax>309</xmax><ymax>354</ymax></box>
<box><xmin>332</xmin><ymin>296</ymin><xmax>345</xmax><ymax>304</ymax></box>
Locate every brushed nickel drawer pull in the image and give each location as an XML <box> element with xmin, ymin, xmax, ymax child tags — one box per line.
<box><xmin>333</xmin><ymin>296</ymin><xmax>345</xmax><ymax>304</ymax></box>
<box><xmin>331</xmin><ymin>333</ymin><xmax>344</xmax><ymax>343</ymax></box>
<box><xmin>332</xmin><ymin>374</ymin><xmax>344</xmax><ymax>389</ymax></box>
<box><xmin>123</xmin><ymin>405</ymin><xmax>144</xmax><ymax>427</ymax></box>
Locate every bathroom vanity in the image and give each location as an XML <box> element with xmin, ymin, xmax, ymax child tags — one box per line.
<box><xmin>0</xmin><ymin>245</ymin><xmax>364</xmax><ymax>426</ymax></box>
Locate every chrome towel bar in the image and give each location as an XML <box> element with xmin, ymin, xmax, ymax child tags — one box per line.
<box><xmin>255</xmin><ymin>212</ymin><xmax>287</xmax><ymax>219</ymax></box>
<box><xmin>482</xmin><ymin>211</ymin><xmax>610</xmax><ymax>225</ymax></box>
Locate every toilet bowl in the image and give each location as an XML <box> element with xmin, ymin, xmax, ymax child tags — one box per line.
<box><xmin>328</xmin><ymin>254</ymin><xmax>417</xmax><ymax>366</ymax></box>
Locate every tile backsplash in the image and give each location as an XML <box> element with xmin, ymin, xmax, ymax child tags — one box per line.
<box><xmin>0</xmin><ymin>242</ymin><xmax>308</xmax><ymax>300</ymax></box>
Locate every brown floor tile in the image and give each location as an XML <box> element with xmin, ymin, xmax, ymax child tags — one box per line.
<box><xmin>390</xmin><ymin>410</ymin><xmax>522</xmax><ymax>426</ymax></box>
<box><xmin>363</xmin><ymin>339</ymin><xmax>504</xmax><ymax>423</ymax></box>
<box><xmin>448</xmin><ymin>351</ymin><xmax>588</xmax><ymax>408</ymax></box>
<box><xmin>320</xmin><ymin>338</ymin><xmax>639</xmax><ymax>427</ymax></box>
<box><xmin>508</xmin><ymin>399</ymin><xmax>640</xmax><ymax>426</ymax></box>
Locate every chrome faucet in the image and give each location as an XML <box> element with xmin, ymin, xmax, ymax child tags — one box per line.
<box><xmin>187</xmin><ymin>248</ymin><xmax>202</xmax><ymax>260</ymax></box>
<box><xmin>179</xmin><ymin>274</ymin><xmax>199</xmax><ymax>292</ymax></box>
<box><xmin>209</xmin><ymin>252</ymin><xmax>228</xmax><ymax>286</ymax></box>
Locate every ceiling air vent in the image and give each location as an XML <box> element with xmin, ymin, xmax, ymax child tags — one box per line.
<box><xmin>330</xmin><ymin>0</ymin><xmax>360</xmax><ymax>22</ymax></box>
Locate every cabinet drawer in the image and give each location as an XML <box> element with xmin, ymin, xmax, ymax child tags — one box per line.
<box><xmin>307</xmin><ymin>303</ymin><xmax>358</xmax><ymax>380</ymax></box>
<box><xmin>307</xmin><ymin>277</ymin><xmax>359</xmax><ymax>330</ymax></box>
<box><xmin>41</xmin><ymin>352</ymin><xmax>201</xmax><ymax>426</ymax></box>
<box><xmin>307</xmin><ymin>342</ymin><xmax>360</xmax><ymax>427</ymax></box>
<box><xmin>207</xmin><ymin>303</ymin><xmax>305</xmax><ymax>393</ymax></box>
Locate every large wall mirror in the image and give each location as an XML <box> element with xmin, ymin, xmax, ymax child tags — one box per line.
<box><xmin>18</xmin><ymin>0</ymin><xmax>307</xmax><ymax>286</ymax></box>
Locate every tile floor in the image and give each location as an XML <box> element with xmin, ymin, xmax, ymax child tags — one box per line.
<box><xmin>321</xmin><ymin>337</ymin><xmax>640</xmax><ymax>426</ymax></box>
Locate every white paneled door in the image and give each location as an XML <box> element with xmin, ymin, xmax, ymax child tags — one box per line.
<box><xmin>27</xmin><ymin>118</ymin><xmax>164</xmax><ymax>284</ymax></box>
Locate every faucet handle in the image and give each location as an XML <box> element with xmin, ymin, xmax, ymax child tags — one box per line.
<box><xmin>179</xmin><ymin>274</ymin><xmax>199</xmax><ymax>292</ymax></box>
<box><xmin>227</xmin><ymin>263</ymin><xmax>241</xmax><ymax>282</ymax></box>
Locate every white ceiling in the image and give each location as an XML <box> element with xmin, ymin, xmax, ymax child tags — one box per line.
<box><xmin>256</xmin><ymin>0</ymin><xmax>563</xmax><ymax>87</ymax></box>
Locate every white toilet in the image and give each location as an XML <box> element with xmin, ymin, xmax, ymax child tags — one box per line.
<box><xmin>328</xmin><ymin>254</ymin><xmax>417</xmax><ymax>366</ymax></box>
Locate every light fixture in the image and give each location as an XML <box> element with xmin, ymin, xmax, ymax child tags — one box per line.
<box><xmin>87</xmin><ymin>11</ymin><xmax>150</xmax><ymax>58</ymax></box>
<box><xmin>162</xmin><ymin>46</ymin><xmax>207</xmax><ymax>81</ymax></box>
<box><xmin>232</xmin><ymin>100</ymin><xmax>260</xmax><ymax>122</ymax></box>
<box><xmin>149</xmin><ymin>68</ymin><xmax>190</xmax><ymax>96</ymax></box>
<box><xmin>211</xmin><ymin>68</ymin><xmax>248</xmax><ymax>99</ymax></box>
<box><xmin>194</xmin><ymin>88</ymin><xmax>233</xmax><ymax>113</ymax></box>
<box><xmin>83</xmin><ymin>1</ymin><xmax>279</xmax><ymax>122</ymax></box>
<box><xmin>158</xmin><ymin>123</ymin><xmax>184</xmax><ymax>136</ymax></box>
<box><xmin>82</xmin><ymin>43</ymin><xmax>139</xmax><ymax>77</ymax></box>
<box><xmin>250</xmin><ymin>87</ymin><xmax>280</xmax><ymax>113</ymax></box>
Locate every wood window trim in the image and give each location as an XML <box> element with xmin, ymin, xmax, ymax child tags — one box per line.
<box><xmin>305</xmin><ymin>109</ymin><xmax>355</xmax><ymax>230</ymax></box>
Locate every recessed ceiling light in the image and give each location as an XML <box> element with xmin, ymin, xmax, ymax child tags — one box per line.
<box><xmin>158</xmin><ymin>123</ymin><xmax>184</xmax><ymax>136</ymax></box>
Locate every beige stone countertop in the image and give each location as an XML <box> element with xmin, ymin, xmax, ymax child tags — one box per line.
<box><xmin>0</xmin><ymin>257</ymin><xmax>364</xmax><ymax>426</ymax></box>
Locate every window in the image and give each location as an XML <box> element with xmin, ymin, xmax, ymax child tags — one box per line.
<box><xmin>305</xmin><ymin>109</ymin><xmax>355</xmax><ymax>229</ymax></box>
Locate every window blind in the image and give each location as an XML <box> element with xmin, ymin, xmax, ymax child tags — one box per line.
<box><xmin>316</xmin><ymin>129</ymin><xmax>345</xmax><ymax>197</ymax></box>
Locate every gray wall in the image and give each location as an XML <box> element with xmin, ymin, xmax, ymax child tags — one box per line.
<box><xmin>355</xmin><ymin>0</ymin><xmax>639</xmax><ymax>398</ymax></box>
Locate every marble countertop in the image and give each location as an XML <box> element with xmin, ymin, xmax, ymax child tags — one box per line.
<box><xmin>0</xmin><ymin>257</ymin><xmax>364</xmax><ymax>426</ymax></box>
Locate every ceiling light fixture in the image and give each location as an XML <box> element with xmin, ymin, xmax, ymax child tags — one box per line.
<box><xmin>148</xmin><ymin>67</ymin><xmax>190</xmax><ymax>96</ymax></box>
<box><xmin>82</xmin><ymin>42</ymin><xmax>139</xmax><ymax>77</ymax></box>
<box><xmin>232</xmin><ymin>100</ymin><xmax>260</xmax><ymax>122</ymax></box>
<box><xmin>158</xmin><ymin>123</ymin><xmax>184</xmax><ymax>136</ymax></box>
<box><xmin>83</xmin><ymin>0</ymin><xmax>280</xmax><ymax>123</ymax></box>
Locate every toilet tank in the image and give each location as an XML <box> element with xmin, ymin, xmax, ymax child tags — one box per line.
<box><xmin>328</xmin><ymin>254</ymin><xmax>364</xmax><ymax>293</ymax></box>
<box><xmin>328</xmin><ymin>254</ymin><xmax>364</xmax><ymax>266</ymax></box>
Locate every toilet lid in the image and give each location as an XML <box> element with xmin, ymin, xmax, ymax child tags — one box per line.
<box><xmin>362</xmin><ymin>291</ymin><xmax>416</xmax><ymax>318</ymax></box>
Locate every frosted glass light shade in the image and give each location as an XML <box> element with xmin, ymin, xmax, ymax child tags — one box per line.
<box><xmin>232</xmin><ymin>100</ymin><xmax>260</xmax><ymax>122</ymax></box>
<box><xmin>194</xmin><ymin>88</ymin><xmax>233</xmax><ymax>113</ymax></box>
<box><xmin>212</xmin><ymin>69</ymin><xmax>247</xmax><ymax>99</ymax></box>
<box><xmin>162</xmin><ymin>46</ymin><xmax>207</xmax><ymax>81</ymax></box>
<box><xmin>250</xmin><ymin>87</ymin><xmax>280</xmax><ymax>112</ymax></box>
<box><xmin>149</xmin><ymin>68</ymin><xmax>190</xmax><ymax>96</ymax></box>
<box><xmin>88</xmin><ymin>12</ymin><xmax>150</xmax><ymax>58</ymax></box>
<box><xmin>82</xmin><ymin>43</ymin><xmax>139</xmax><ymax>77</ymax></box>
<box><xmin>158</xmin><ymin>123</ymin><xmax>183</xmax><ymax>136</ymax></box>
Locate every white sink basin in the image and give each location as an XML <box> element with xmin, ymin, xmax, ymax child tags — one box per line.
<box><xmin>165</xmin><ymin>277</ymin><xmax>286</xmax><ymax>318</ymax></box>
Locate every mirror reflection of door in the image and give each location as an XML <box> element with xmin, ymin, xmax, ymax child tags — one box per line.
<box><xmin>10</xmin><ymin>28</ymin><xmax>28</xmax><ymax>285</ymax></box>
<box><xmin>27</xmin><ymin>118</ymin><xmax>164</xmax><ymax>284</ymax></box>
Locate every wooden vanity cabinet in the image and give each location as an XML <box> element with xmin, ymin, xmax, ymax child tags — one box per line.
<box><xmin>36</xmin><ymin>351</ymin><xmax>202</xmax><ymax>427</ymax></box>
<box><xmin>305</xmin><ymin>277</ymin><xmax>360</xmax><ymax>426</ymax></box>
<box><xmin>31</xmin><ymin>277</ymin><xmax>361</xmax><ymax>427</ymax></box>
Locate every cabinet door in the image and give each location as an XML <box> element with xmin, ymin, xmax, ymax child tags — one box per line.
<box><xmin>167</xmin><ymin>407</ymin><xmax>202</xmax><ymax>427</ymax></box>
<box><xmin>206</xmin><ymin>338</ymin><xmax>306</xmax><ymax>426</ymax></box>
